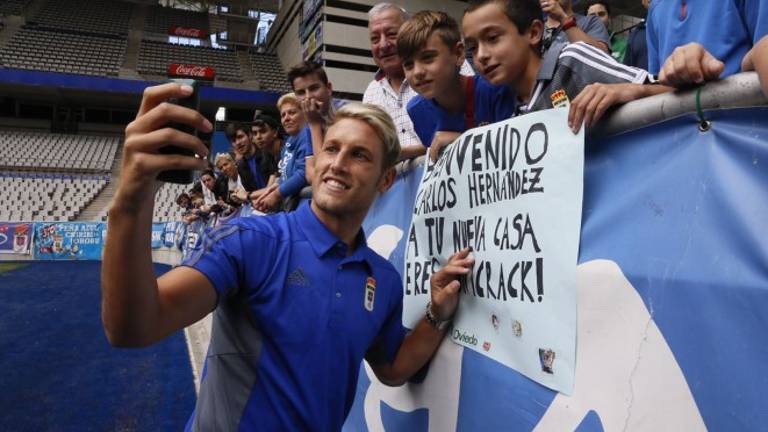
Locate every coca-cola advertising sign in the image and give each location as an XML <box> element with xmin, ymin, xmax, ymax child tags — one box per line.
<box><xmin>168</xmin><ymin>63</ymin><xmax>216</xmax><ymax>80</ymax></box>
<box><xmin>170</xmin><ymin>26</ymin><xmax>208</xmax><ymax>39</ymax></box>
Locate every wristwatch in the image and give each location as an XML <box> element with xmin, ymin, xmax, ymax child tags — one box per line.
<box><xmin>425</xmin><ymin>302</ymin><xmax>451</xmax><ymax>331</ymax></box>
<box><xmin>644</xmin><ymin>74</ymin><xmax>661</xmax><ymax>84</ymax></box>
<box><xmin>561</xmin><ymin>15</ymin><xmax>577</xmax><ymax>31</ymax></box>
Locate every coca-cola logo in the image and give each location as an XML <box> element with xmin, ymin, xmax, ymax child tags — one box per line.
<box><xmin>170</xmin><ymin>26</ymin><xmax>207</xmax><ymax>39</ymax></box>
<box><xmin>168</xmin><ymin>63</ymin><xmax>215</xmax><ymax>79</ymax></box>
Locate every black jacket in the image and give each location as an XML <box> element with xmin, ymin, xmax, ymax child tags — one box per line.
<box><xmin>237</xmin><ymin>151</ymin><xmax>278</xmax><ymax>192</ymax></box>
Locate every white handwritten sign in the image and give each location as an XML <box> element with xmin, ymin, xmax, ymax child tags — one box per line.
<box><xmin>403</xmin><ymin>108</ymin><xmax>583</xmax><ymax>394</ymax></box>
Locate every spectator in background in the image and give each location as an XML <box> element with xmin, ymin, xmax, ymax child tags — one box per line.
<box><xmin>398</xmin><ymin>10</ymin><xmax>516</xmax><ymax>161</ymax></box>
<box><xmin>254</xmin><ymin>93</ymin><xmax>308</xmax><ymax>213</ymax></box>
<box><xmin>175</xmin><ymin>192</ymin><xmax>192</xmax><ymax>212</ymax></box>
<box><xmin>648</xmin><ymin>0</ymin><xmax>767</xmax><ymax>86</ymax></box>
<box><xmin>190</xmin><ymin>169</ymin><xmax>221</xmax><ymax>217</ymax></box>
<box><xmin>252</xmin><ymin>114</ymin><xmax>283</xmax><ymax>168</ymax></box>
<box><xmin>225</xmin><ymin>123</ymin><xmax>275</xmax><ymax>197</ymax></box>
<box><xmin>213</xmin><ymin>152</ymin><xmax>245</xmax><ymax>215</ymax></box>
<box><xmin>585</xmin><ymin>0</ymin><xmax>627</xmax><ymax>62</ymax></box>
<box><xmin>363</xmin><ymin>2</ymin><xmax>428</xmax><ymax>161</ymax></box>
<box><xmin>540</xmin><ymin>0</ymin><xmax>610</xmax><ymax>55</ymax></box>
<box><xmin>462</xmin><ymin>0</ymin><xmax>669</xmax><ymax>134</ymax></box>
<box><xmin>192</xmin><ymin>169</ymin><xmax>218</xmax><ymax>207</ymax></box>
<box><xmin>623</xmin><ymin>0</ymin><xmax>650</xmax><ymax>70</ymax></box>
<box><xmin>182</xmin><ymin>192</ymin><xmax>210</xmax><ymax>225</ymax></box>
<box><xmin>288</xmin><ymin>61</ymin><xmax>344</xmax><ymax>183</ymax></box>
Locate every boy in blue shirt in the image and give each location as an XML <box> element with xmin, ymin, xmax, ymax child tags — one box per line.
<box><xmin>398</xmin><ymin>10</ymin><xmax>516</xmax><ymax>161</ymax></box>
<box><xmin>462</xmin><ymin>0</ymin><xmax>670</xmax><ymax>133</ymax></box>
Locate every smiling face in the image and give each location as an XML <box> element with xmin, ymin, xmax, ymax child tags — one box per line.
<box><xmin>462</xmin><ymin>3</ymin><xmax>542</xmax><ymax>88</ymax></box>
<box><xmin>403</xmin><ymin>32</ymin><xmax>464</xmax><ymax>100</ymax></box>
<box><xmin>369</xmin><ymin>7</ymin><xmax>406</xmax><ymax>78</ymax></box>
<box><xmin>217</xmin><ymin>157</ymin><xmax>238</xmax><ymax>179</ymax></box>
<box><xmin>311</xmin><ymin>117</ymin><xmax>394</xmax><ymax>225</ymax></box>
<box><xmin>279</xmin><ymin>101</ymin><xmax>305</xmax><ymax>136</ymax></box>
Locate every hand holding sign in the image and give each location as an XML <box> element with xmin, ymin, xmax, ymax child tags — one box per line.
<box><xmin>430</xmin><ymin>247</ymin><xmax>475</xmax><ymax>321</ymax></box>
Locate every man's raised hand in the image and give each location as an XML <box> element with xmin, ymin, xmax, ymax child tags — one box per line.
<box><xmin>430</xmin><ymin>247</ymin><xmax>475</xmax><ymax>321</ymax></box>
<box><xmin>119</xmin><ymin>83</ymin><xmax>212</xmax><ymax>206</ymax></box>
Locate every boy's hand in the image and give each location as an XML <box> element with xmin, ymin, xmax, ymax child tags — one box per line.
<box><xmin>248</xmin><ymin>184</ymin><xmax>276</xmax><ymax>203</ymax></box>
<box><xmin>568</xmin><ymin>83</ymin><xmax>644</xmax><ymax>133</ymax></box>
<box><xmin>540</xmin><ymin>0</ymin><xmax>567</xmax><ymax>23</ymax></box>
<box><xmin>429</xmin><ymin>131</ymin><xmax>461</xmax><ymax>162</ymax></box>
<box><xmin>301</xmin><ymin>98</ymin><xmax>325</xmax><ymax>125</ymax></box>
<box><xmin>659</xmin><ymin>43</ymin><xmax>724</xmax><ymax>88</ymax></box>
<box><xmin>254</xmin><ymin>187</ymin><xmax>282</xmax><ymax>212</ymax></box>
<box><xmin>430</xmin><ymin>248</ymin><xmax>474</xmax><ymax>321</ymax></box>
<box><xmin>118</xmin><ymin>83</ymin><xmax>211</xmax><ymax>209</ymax></box>
<box><xmin>230</xmin><ymin>188</ymin><xmax>248</xmax><ymax>204</ymax></box>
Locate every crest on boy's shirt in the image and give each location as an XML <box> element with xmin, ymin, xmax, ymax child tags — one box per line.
<box><xmin>550</xmin><ymin>89</ymin><xmax>570</xmax><ymax>108</ymax></box>
<box><xmin>364</xmin><ymin>277</ymin><xmax>376</xmax><ymax>312</ymax></box>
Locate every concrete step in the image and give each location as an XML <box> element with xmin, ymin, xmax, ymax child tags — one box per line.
<box><xmin>237</xmin><ymin>49</ymin><xmax>257</xmax><ymax>83</ymax></box>
<box><xmin>120</xmin><ymin>5</ymin><xmax>146</xmax><ymax>72</ymax></box>
<box><xmin>0</xmin><ymin>16</ymin><xmax>24</xmax><ymax>49</ymax></box>
<box><xmin>77</xmin><ymin>150</ymin><xmax>122</xmax><ymax>222</ymax></box>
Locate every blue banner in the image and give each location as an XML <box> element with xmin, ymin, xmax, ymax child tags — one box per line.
<box><xmin>181</xmin><ymin>219</ymin><xmax>208</xmax><ymax>260</ymax></box>
<box><xmin>151</xmin><ymin>223</ymin><xmax>165</xmax><ymax>249</ymax></box>
<box><xmin>163</xmin><ymin>222</ymin><xmax>180</xmax><ymax>248</ymax></box>
<box><xmin>0</xmin><ymin>222</ymin><xmax>33</xmax><ymax>255</ymax></box>
<box><xmin>348</xmin><ymin>107</ymin><xmax>768</xmax><ymax>431</ymax></box>
<box><xmin>33</xmin><ymin>222</ymin><xmax>105</xmax><ymax>261</ymax></box>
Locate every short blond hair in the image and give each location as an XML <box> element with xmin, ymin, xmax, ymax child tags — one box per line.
<box><xmin>214</xmin><ymin>152</ymin><xmax>234</xmax><ymax>169</ymax></box>
<box><xmin>330</xmin><ymin>103</ymin><xmax>401</xmax><ymax>169</ymax></box>
<box><xmin>277</xmin><ymin>92</ymin><xmax>299</xmax><ymax>110</ymax></box>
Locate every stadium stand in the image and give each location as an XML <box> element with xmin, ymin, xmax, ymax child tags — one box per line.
<box><xmin>0</xmin><ymin>172</ymin><xmax>108</xmax><ymax>222</ymax></box>
<box><xmin>0</xmin><ymin>130</ymin><xmax>120</xmax><ymax>173</ymax></box>
<box><xmin>0</xmin><ymin>27</ymin><xmax>126</xmax><ymax>76</ymax></box>
<box><xmin>249</xmin><ymin>52</ymin><xmax>291</xmax><ymax>92</ymax></box>
<box><xmin>28</xmin><ymin>0</ymin><xmax>133</xmax><ymax>36</ymax></box>
<box><xmin>152</xmin><ymin>182</ymin><xmax>189</xmax><ymax>222</ymax></box>
<box><xmin>144</xmin><ymin>5</ymin><xmax>210</xmax><ymax>35</ymax></box>
<box><xmin>94</xmin><ymin>182</ymin><xmax>189</xmax><ymax>222</ymax></box>
<box><xmin>138</xmin><ymin>39</ymin><xmax>242</xmax><ymax>82</ymax></box>
<box><xmin>0</xmin><ymin>0</ymin><xmax>30</xmax><ymax>16</ymax></box>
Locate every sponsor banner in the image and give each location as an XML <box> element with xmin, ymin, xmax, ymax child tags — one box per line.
<box><xmin>347</xmin><ymin>107</ymin><xmax>768</xmax><ymax>431</ymax></box>
<box><xmin>169</xmin><ymin>26</ymin><xmax>208</xmax><ymax>39</ymax></box>
<box><xmin>151</xmin><ymin>223</ymin><xmax>165</xmax><ymax>249</ymax></box>
<box><xmin>167</xmin><ymin>63</ymin><xmax>216</xmax><ymax>80</ymax></box>
<box><xmin>301</xmin><ymin>0</ymin><xmax>323</xmax><ymax>27</ymax></box>
<box><xmin>181</xmin><ymin>219</ymin><xmax>207</xmax><ymax>260</ymax></box>
<box><xmin>303</xmin><ymin>22</ymin><xmax>323</xmax><ymax>61</ymax></box>
<box><xmin>0</xmin><ymin>222</ymin><xmax>33</xmax><ymax>255</ymax></box>
<box><xmin>163</xmin><ymin>221</ymin><xmax>180</xmax><ymax>248</ymax></box>
<box><xmin>34</xmin><ymin>222</ymin><xmax>105</xmax><ymax>260</ymax></box>
<box><xmin>405</xmin><ymin>108</ymin><xmax>583</xmax><ymax>394</ymax></box>
<box><xmin>300</xmin><ymin>5</ymin><xmax>323</xmax><ymax>44</ymax></box>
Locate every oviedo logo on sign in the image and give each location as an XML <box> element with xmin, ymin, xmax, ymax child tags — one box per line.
<box><xmin>452</xmin><ymin>328</ymin><xmax>478</xmax><ymax>346</ymax></box>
